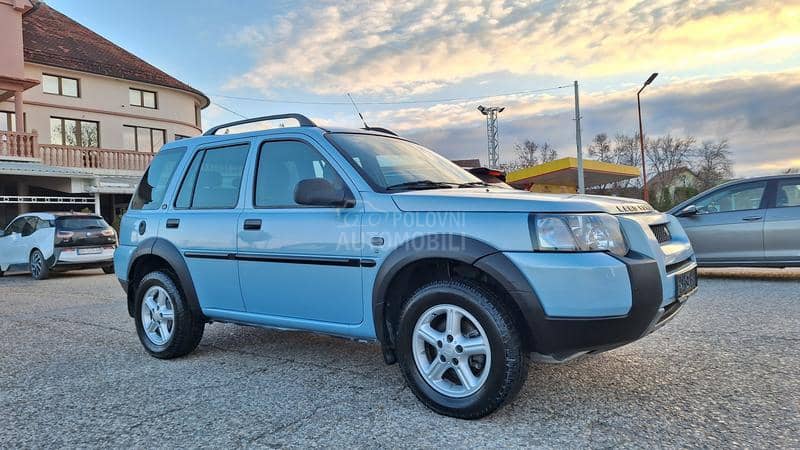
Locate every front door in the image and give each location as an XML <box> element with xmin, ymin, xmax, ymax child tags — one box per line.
<box><xmin>160</xmin><ymin>142</ymin><xmax>251</xmax><ymax>312</ymax></box>
<box><xmin>679</xmin><ymin>180</ymin><xmax>768</xmax><ymax>263</ymax></box>
<box><xmin>0</xmin><ymin>217</ymin><xmax>28</xmax><ymax>269</ymax></box>
<box><xmin>237</xmin><ymin>138</ymin><xmax>363</xmax><ymax>325</ymax></box>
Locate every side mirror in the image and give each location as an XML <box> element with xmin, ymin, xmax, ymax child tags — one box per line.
<box><xmin>294</xmin><ymin>178</ymin><xmax>354</xmax><ymax>208</ymax></box>
<box><xmin>677</xmin><ymin>205</ymin><xmax>698</xmax><ymax>217</ymax></box>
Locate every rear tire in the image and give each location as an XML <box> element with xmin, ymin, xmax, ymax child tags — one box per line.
<box><xmin>134</xmin><ymin>271</ymin><xmax>204</xmax><ymax>359</ymax></box>
<box><xmin>102</xmin><ymin>265</ymin><xmax>115</xmax><ymax>274</ymax></box>
<box><xmin>396</xmin><ymin>279</ymin><xmax>528</xmax><ymax>419</ymax></box>
<box><xmin>29</xmin><ymin>249</ymin><xmax>50</xmax><ymax>280</ymax></box>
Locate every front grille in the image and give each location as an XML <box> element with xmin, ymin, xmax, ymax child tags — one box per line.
<box><xmin>666</xmin><ymin>257</ymin><xmax>693</xmax><ymax>274</ymax></box>
<box><xmin>650</xmin><ymin>223</ymin><xmax>671</xmax><ymax>243</ymax></box>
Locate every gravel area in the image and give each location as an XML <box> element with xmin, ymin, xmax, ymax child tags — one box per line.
<box><xmin>0</xmin><ymin>268</ymin><xmax>798</xmax><ymax>448</ymax></box>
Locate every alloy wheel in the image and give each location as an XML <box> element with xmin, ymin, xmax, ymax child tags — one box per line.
<box><xmin>412</xmin><ymin>304</ymin><xmax>492</xmax><ymax>398</ymax></box>
<box><xmin>141</xmin><ymin>286</ymin><xmax>176</xmax><ymax>346</ymax></box>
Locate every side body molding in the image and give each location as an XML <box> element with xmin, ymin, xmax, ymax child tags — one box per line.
<box><xmin>125</xmin><ymin>237</ymin><xmax>204</xmax><ymax>320</ymax></box>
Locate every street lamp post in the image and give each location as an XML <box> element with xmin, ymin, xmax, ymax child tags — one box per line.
<box><xmin>637</xmin><ymin>72</ymin><xmax>658</xmax><ymax>203</ymax></box>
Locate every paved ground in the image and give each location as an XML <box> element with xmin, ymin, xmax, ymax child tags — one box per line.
<box><xmin>1</xmin><ymin>268</ymin><xmax>798</xmax><ymax>448</ymax></box>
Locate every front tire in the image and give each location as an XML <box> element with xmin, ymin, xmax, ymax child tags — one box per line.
<box><xmin>134</xmin><ymin>271</ymin><xmax>204</xmax><ymax>359</ymax></box>
<box><xmin>30</xmin><ymin>249</ymin><xmax>50</xmax><ymax>280</ymax></box>
<box><xmin>396</xmin><ymin>280</ymin><xmax>528</xmax><ymax>419</ymax></box>
<box><xmin>102</xmin><ymin>265</ymin><xmax>115</xmax><ymax>274</ymax></box>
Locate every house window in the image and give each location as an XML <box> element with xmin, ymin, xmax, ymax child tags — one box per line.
<box><xmin>1</xmin><ymin>111</ymin><xmax>17</xmax><ymax>132</ymax></box>
<box><xmin>42</xmin><ymin>74</ymin><xmax>80</xmax><ymax>97</ymax></box>
<box><xmin>49</xmin><ymin>117</ymin><xmax>99</xmax><ymax>147</ymax></box>
<box><xmin>123</xmin><ymin>125</ymin><xmax>166</xmax><ymax>152</ymax></box>
<box><xmin>129</xmin><ymin>88</ymin><xmax>157</xmax><ymax>109</ymax></box>
<box><xmin>194</xmin><ymin>105</ymin><xmax>201</xmax><ymax>127</ymax></box>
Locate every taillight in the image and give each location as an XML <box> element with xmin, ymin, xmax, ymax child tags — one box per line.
<box><xmin>56</xmin><ymin>230</ymin><xmax>74</xmax><ymax>239</ymax></box>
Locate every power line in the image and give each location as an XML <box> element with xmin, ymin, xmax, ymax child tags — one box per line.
<box><xmin>211</xmin><ymin>101</ymin><xmax>248</xmax><ymax>119</ymax></box>
<box><xmin>209</xmin><ymin>84</ymin><xmax>571</xmax><ymax>106</ymax></box>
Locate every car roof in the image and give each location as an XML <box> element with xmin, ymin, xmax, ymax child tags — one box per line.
<box><xmin>13</xmin><ymin>212</ymin><xmax>101</xmax><ymax>220</ymax></box>
<box><xmin>161</xmin><ymin>126</ymin><xmax>406</xmax><ymax>152</ymax></box>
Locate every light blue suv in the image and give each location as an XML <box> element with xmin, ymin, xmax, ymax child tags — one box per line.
<box><xmin>114</xmin><ymin>114</ymin><xmax>697</xmax><ymax>419</ymax></box>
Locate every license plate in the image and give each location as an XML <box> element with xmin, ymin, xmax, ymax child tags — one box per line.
<box><xmin>77</xmin><ymin>247</ymin><xmax>102</xmax><ymax>255</ymax></box>
<box><xmin>675</xmin><ymin>266</ymin><xmax>698</xmax><ymax>300</ymax></box>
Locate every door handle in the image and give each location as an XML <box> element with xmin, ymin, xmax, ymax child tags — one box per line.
<box><xmin>165</xmin><ymin>218</ymin><xmax>180</xmax><ymax>228</ymax></box>
<box><xmin>742</xmin><ymin>216</ymin><xmax>762</xmax><ymax>221</ymax></box>
<box><xmin>243</xmin><ymin>219</ymin><xmax>262</xmax><ymax>230</ymax></box>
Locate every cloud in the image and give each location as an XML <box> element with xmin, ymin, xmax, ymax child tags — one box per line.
<box><xmin>401</xmin><ymin>71</ymin><xmax>800</xmax><ymax>177</ymax></box>
<box><xmin>226</xmin><ymin>0</ymin><xmax>800</xmax><ymax>95</ymax></box>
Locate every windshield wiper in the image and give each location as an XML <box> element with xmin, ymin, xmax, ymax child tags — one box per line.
<box><xmin>386</xmin><ymin>180</ymin><xmax>458</xmax><ymax>191</ymax></box>
<box><xmin>458</xmin><ymin>181</ymin><xmax>491</xmax><ymax>188</ymax></box>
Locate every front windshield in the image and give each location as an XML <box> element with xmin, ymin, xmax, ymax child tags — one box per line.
<box><xmin>327</xmin><ymin>133</ymin><xmax>482</xmax><ymax>191</ymax></box>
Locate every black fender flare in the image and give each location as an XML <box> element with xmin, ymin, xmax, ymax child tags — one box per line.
<box><xmin>371</xmin><ymin>234</ymin><xmax>544</xmax><ymax>360</ymax></box>
<box><xmin>126</xmin><ymin>237</ymin><xmax>204</xmax><ymax>320</ymax></box>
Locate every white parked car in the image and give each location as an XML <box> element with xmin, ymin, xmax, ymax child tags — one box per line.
<box><xmin>0</xmin><ymin>212</ymin><xmax>117</xmax><ymax>280</ymax></box>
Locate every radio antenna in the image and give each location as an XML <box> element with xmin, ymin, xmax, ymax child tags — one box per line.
<box><xmin>347</xmin><ymin>93</ymin><xmax>369</xmax><ymax>128</ymax></box>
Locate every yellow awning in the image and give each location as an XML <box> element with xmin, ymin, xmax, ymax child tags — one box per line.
<box><xmin>507</xmin><ymin>157</ymin><xmax>640</xmax><ymax>188</ymax></box>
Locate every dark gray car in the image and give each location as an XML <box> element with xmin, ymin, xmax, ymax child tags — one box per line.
<box><xmin>669</xmin><ymin>175</ymin><xmax>800</xmax><ymax>267</ymax></box>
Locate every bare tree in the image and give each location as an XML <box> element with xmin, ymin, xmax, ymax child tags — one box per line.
<box><xmin>507</xmin><ymin>139</ymin><xmax>558</xmax><ymax>170</ymax></box>
<box><xmin>693</xmin><ymin>139</ymin><xmax>733</xmax><ymax>191</ymax></box>
<box><xmin>587</xmin><ymin>133</ymin><xmax>613</xmax><ymax>162</ymax></box>
<box><xmin>646</xmin><ymin>134</ymin><xmax>695</xmax><ymax>180</ymax></box>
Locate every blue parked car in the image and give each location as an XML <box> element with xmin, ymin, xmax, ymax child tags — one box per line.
<box><xmin>115</xmin><ymin>114</ymin><xmax>697</xmax><ymax>418</ymax></box>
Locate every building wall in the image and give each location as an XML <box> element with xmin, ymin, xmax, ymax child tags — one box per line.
<box><xmin>0</xmin><ymin>1</ymin><xmax>28</xmax><ymax>81</ymax></box>
<box><xmin>0</xmin><ymin>63</ymin><xmax>203</xmax><ymax>150</ymax></box>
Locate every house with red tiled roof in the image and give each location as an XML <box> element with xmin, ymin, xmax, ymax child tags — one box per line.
<box><xmin>0</xmin><ymin>0</ymin><xmax>208</xmax><ymax>226</ymax></box>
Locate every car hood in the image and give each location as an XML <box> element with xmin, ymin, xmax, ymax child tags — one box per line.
<box><xmin>390</xmin><ymin>188</ymin><xmax>654</xmax><ymax>214</ymax></box>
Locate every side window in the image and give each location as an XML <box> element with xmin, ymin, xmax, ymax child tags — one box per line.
<box><xmin>255</xmin><ymin>140</ymin><xmax>348</xmax><ymax>208</ymax></box>
<box><xmin>695</xmin><ymin>182</ymin><xmax>766</xmax><ymax>214</ymax></box>
<box><xmin>6</xmin><ymin>218</ymin><xmax>26</xmax><ymax>235</ymax></box>
<box><xmin>174</xmin><ymin>150</ymin><xmax>204</xmax><ymax>209</ymax></box>
<box><xmin>175</xmin><ymin>144</ymin><xmax>249</xmax><ymax>209</ymax></box>
<box><xmin>21</xmin><ymin>217</ymin><xmax>37</xmax><ymax>237</ymax></box>
<box><xmin>130</xmin><ymin>146</ymin><xmax>187</xmax><ymax>210</ymax></box>
<box><xmin>775</xmin><ymin>179</ymin><xmax>800</xmax><ymax>208</ymax></box>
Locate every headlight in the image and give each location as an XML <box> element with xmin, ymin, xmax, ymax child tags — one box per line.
<box><xmin>532</xmin><ymin>214</ymin><xmax>628</xmax><ymax>257</ymax></box>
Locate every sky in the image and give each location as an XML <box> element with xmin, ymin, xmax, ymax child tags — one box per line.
<box><xmin>48</xmin><ymin>0</ymin><xmax>800</xmax><ymax>176</ymax></box>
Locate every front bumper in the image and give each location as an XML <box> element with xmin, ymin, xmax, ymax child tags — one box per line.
<box><xmin>497</xmin><ymin>250</ymin><xmax>696</xmax><ymax>360</ymax></box>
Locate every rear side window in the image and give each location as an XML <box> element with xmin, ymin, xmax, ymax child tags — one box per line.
<box><xmin>775</xmin><ymin>179</ymin><xmax>800</xmax><ymax>208</ymax></box>
<box><xmin>130</xmin><ymin>146</ymin><xmax>187</xmax><ymax>210</ymax></box>
<box><xmin>174</xmin><ymin>144</ymin><xmax>249</xmax><ymax>209</ymax></box>
<box><xmin>56</xmin><ymin>217</ymin><xmax>109</xmax><ymax>231</ymax></box>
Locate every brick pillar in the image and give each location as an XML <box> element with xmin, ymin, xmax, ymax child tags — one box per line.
<box><xmin>13</xmin><ymin>90</ymin><xmax>24</xmax><ymax>132</ymax></box>
<box><xmin>17</xmin><ymin>181</ymin><xmax>29</xmax><ymax>214</ymax></box>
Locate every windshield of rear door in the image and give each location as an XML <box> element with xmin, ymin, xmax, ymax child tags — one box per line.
<box><xmin>326</xmin><ymin>133</ymin><xmax>481</xmax><ymax>191</ymax></box>
<box><xmin>56</xmin><ymin>216</ymin><xmax>109</xmax><ymax>231</ymax></box>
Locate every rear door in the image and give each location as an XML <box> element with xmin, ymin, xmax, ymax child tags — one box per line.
<box><xmin>159</xmin><ymin>141</ymin><xmax>252</xmax><ymax>312</ymax></box>
<box><xmin>763</xmin><ymin>177</ymin><xmax>800</xmax><ymax>263</ymax></box>
<box><xmin>678</xmin><ymin>181</ymin><xmax>768</xmax><ymax>263</ymax></box>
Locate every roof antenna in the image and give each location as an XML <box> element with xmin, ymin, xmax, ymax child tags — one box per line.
<box><xmin>347</xmin><ymin>93</ymin><xmax>369</xmax><ymax>128</ymax></box>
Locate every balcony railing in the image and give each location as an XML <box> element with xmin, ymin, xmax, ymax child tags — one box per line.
<box><xmin>1</xmin><ymin>131</ymin><xmax>154</xmax><ymax>172</ymax></box>
<box><xmin>39</xmin><ymin>144</ymin><xmax>154</xmax><ymax>172</ymax></box>
<box><xmin>0</xmin><ymin>130</ymin><xmax>38</xmax><ymax>159</ymax></box>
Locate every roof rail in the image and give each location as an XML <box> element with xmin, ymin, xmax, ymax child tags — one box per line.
<box><xmin>203</xmin><ymin>113</ymin><xmax>317</xmax><ymax>136</ymax></box>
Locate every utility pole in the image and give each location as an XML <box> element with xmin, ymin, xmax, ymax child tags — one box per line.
<box><xmin>477</xmin><ymin>105</ymin><xmax>505</xmax><ymax>168</ymax></box>
<box><xmin>574</xmin><ymin>81</ymin><xmax>585</xmax><ymax>194</ymax></box>
<box><xmin>637</xmin><ymin>73</ymin><xmax>658</xmax><ymax>203</ymax></box>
